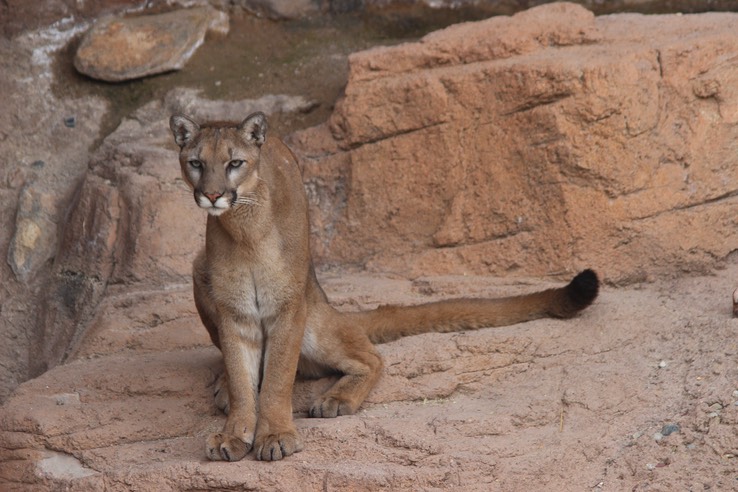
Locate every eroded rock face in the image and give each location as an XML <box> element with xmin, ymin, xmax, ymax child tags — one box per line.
<box><xmin>0</xmin><ymin>24</ymin><xmax>109</xmax><ymax>401</ymax></box>
<box><xmin>292</xmin><ymin>3</ymin><xmax>738</xmax><ymax>283</ymax></box>
<box><xmin>74</xmin><ymin>7</ymin><xmax>229</xmax><ymax>82</ymax></box>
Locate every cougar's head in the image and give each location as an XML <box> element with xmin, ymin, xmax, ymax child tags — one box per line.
<box><xmin>169</xmin><ymin>112</ymin><xmax>267</xmax><ymax>216</ymax></box>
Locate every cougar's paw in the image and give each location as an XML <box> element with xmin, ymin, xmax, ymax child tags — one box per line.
<box><xmin>309</xmin><ymin>396</ymin><xmax>357</xmax><ymax>418</ymax></box>
<box><xmin>254</xmin><ymin>430</ymin><xmax>303</xmax><ymax>461</ymax></box>
<box><xmin>213</xmin><ymin>373</ymin><xmax>229</xmax><ymax>414</ymax></box>
<box><xmin>205</xmin><ymin>432</ymin><xmax>252</xmax><ymax>462</ymax></box>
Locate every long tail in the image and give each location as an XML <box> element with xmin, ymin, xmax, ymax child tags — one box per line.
<box><xmin>345</xmin><ymin>270</ymin><xmax>599</xmax><ymax>344</ymax></box>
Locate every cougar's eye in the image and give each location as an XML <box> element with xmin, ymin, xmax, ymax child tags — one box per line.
<box><xmin>188</xmin><ymin>159</ymin><xmax>203</xmax><ymax>169</ymax></box>
<box><xmin>228</xmin><ymin>159</ymin><xmax>245</xmax><ymax>169</ymax></box>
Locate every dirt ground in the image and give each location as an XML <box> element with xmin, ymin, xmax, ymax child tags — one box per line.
<box><xmin>4</xmin><ymin>261</ymin><xmax>738</xmax><ymax>490</ymax></box>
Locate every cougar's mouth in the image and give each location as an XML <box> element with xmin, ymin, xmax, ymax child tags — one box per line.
<box><xmin>195</xmin><ymin>190</ymin><xmax>237</xmax><ymax>216</ymax></box>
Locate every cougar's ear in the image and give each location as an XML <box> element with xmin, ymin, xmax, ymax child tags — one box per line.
<box><xmin>170</xmin><ymin>114</ymin><xmax>200</xmax><ymax>148</ymax></box>
<box><xmin>238</xmin><ymin>112</ymin><xmax>267</xmax><ymax>147</ymax></box>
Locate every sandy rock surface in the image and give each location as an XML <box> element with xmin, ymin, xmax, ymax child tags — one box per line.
<box><xmin>2</xmin><ymin>267</ymin><xmax>738</xmax><ymax>490</ymax></box>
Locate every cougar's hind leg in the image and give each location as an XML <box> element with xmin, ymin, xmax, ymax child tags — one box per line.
<box><xmin>193</xmin><ymin>251</ymin><xmax>229</xmax><ymax>413</ymax></box>
<box><xmin>308</xmin><ymin>326</ymin><xmax>383</xmax><ymax>418</ymax></box>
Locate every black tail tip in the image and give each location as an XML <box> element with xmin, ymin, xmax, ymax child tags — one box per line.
<box><xmin>565</xmin><ymin>269</ymin><xmax>600</xmax><ymax>311</ymax></box>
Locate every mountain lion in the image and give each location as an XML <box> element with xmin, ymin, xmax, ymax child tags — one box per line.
<box><xmin>170</xmin><ymin>112</ymin><xmax>599</xmax><ymax>462</ymax></box>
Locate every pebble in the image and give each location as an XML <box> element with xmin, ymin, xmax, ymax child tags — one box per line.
<box><xmin>64</xmin><ymin>116</ymin><xmax>76</xmax><ymax>128</ymax></box>
<box><xmin>31</xmin><ymin>160</ymin><xmax>45</xmax><ymax>169</ymax></box>
<box><xmin>733</xmin><ymin>390</ymin><xmax>738</xmax><ymax>398</ymax></box>
<box><xmin>53</xmin><ymin>393</ymin><xmax>80</xmax><ymax>406</ymax></box>
<box><xmin>658</xmin><ymin>360</ymin><xmax>667</xmax><ymax>368</ymax></box>
<box><xmin>653</xmin><ymin>432</ymin><xmax>664</xmax><ymax>442</ymax></box>
<box><xmin>661</xmin><ymin>423</ymin><xmax>680</xmax><ymax>436</ymax></box>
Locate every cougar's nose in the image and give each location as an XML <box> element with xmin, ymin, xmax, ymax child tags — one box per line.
<box><xmin>204</xmin><ymin>192</ymin><xmax>223</xmax><ymax>203</ymax></box>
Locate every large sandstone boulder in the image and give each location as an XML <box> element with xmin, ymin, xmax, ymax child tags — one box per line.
<box><xmin>292</xmin><ymin>2</ymin><xmax>738</xmax><ymax>284</ymax></box>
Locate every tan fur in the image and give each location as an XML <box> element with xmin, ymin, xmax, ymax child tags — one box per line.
<box><xmin>170</xmin><ymin>112</ymin><xmax>599</xmax><ymax>462</ymax></box>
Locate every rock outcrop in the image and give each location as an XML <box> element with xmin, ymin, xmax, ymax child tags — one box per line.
<box><xmin>3</xmin><ymin>265</ymin><xmax>738</xmax><ymax>490</ymax></box>
<box><xmin>292</xmin><ymin>3</ymin><xmax>738</xmax><ymax>283</ymax></box>
<box><xmin>0</xmin><ymin>24</ymin><xmax>109</xmax><ymax>401</ymax></box>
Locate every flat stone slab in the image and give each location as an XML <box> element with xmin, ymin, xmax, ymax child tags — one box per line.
<box><xmin>74</xmin><ymin>7</ymin><xmax>228</xmax><ymax>82</ymax></box>
<box><xmin>2</xmin><ymin>268</ymin><xmax>738</xmax><ymax>490</ymax></box>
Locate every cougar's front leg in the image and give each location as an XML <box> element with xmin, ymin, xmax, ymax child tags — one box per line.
<box><xmin>205</xmin><ymin>318</ymin><xmax>262</xmax><ymax>462</ymax></box>
<box><xmin>193</xmin><ymin>251</ymin><xmax>220</xmax><ymax>349</ymax></box>
<box><xmin>253</xmin><ymin>302</ymin><xmax>306</xmax><ymax>461</ymax></box>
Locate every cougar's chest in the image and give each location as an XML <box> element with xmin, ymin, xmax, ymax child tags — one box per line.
<box><xmin>208</xmin><ymin>229</ymin><xmax>292</xmax><ymax>323</ymax></box>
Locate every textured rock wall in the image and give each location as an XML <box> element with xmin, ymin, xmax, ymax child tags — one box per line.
<box><xmin>292</xmin><ymin>3</ymin><xmax>738</xmax><ymax>283</ymax></box>
<box><xmin>0</xmin><ymin>27</ymin><xmax>109</xmax><ymax>400</ymax></box>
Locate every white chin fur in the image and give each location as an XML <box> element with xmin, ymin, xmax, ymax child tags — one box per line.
<box><xmin>197</xmin><ymin>195</ymin><xmax>231</xmax><ymax>216</ymax></box>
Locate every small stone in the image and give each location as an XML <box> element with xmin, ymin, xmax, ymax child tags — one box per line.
<box><xmin>207</xmin><ymin>9</ymin><xmax>230</xmax><ymax>36</ymax></box>
<box><xmin>708</xmin><ymin>412</ymin><xmax>720</xmax><ymax>419</ymax></box>
<box><xmin>660</xmin><ymin>423</ymin><xmax>680</xmax><ymax>436</ymax></box>
<box><xmin>658</xmin><ymin>360</ymin><xmax>667</xmax><ymax>368</ymax></box>
<box><xmin>64</xmin><ymin>116</ymin><xmax>76</xmax><ymax>128</ymax></box>
<box><xmin>732</xmin><ymin>390</ymin><xmax>738</xmax><ymax>398</ymax></box>
<box><xmin>31</xmin><ymin>160</ymin><xmax>45</xmax><ymax>169</ymax></box>
<box><xmin>53</xmin><ymin>393</ymin><xmax>80</xmax><ymax>406</ymax></box>
<box><xmin>653</xmin><ymin>432</ymin><xmax>664</xmax><ymax>442</ymax></box>
<box><xmin>646</xmin><ymin>463</ymin><xmax>656</xmax><ymax>470</ymax></box>
<box><xmin>239</xmin><ymin>0</ymin><xmax>319</xmax><ymax>20</ymax></box>
<box><xmin>7</xmin><ymin>184</ymin><xmax>58</xmax><ymax>282</ymax></box>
